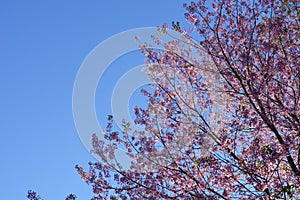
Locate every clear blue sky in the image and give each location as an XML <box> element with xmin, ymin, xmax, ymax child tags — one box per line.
<box><xmin>0</xmin><ymin>1</ymin><xmax>187</xmax><ymax>199</ymax></box>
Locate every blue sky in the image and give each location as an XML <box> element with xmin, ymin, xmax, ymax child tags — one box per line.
<box><xmin>0</xmin><ymin>1</ymin><xmax>187</xmax><ymax>199</ymax></box>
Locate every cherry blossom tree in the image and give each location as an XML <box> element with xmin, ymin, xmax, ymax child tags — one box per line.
<box><xmin>29</xmin><ymin>0</ymin><xmax>300</xmax><ymax>199</ymax></box>
<box><xmin>76</xmin><ymin>0</ymin><xmax>299</xmax><ymax>199</ymax></box>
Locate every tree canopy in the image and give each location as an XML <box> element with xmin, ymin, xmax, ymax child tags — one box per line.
<box><xmin>28</xmin><ymin>0</ymin><xmax>300</xmax><ymax>199</ymax></box>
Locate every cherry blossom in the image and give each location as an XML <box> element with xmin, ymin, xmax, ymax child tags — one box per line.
<box><xmin>29</xmin><ymin>0</ymin><xmax>300</xmax><ymax>199</ymax></box>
